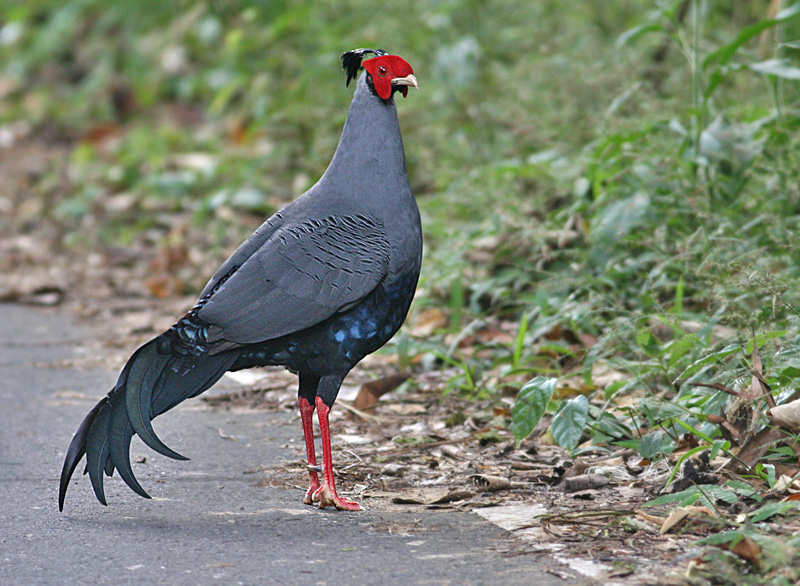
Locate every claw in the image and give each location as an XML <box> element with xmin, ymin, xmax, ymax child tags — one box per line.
<box><xmin>303</xmin><ymin>479</ymin><xmax>322</xmax><ymax>505</ymax></box>
<box><xmin>316</xmin><ymin>482</ymin><xmax>363</xmax><ymax>511</ymax></box>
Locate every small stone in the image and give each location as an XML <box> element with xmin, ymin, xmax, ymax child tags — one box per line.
<box><xmin>382</xmin><ymin>463</ymin><xmax>406</xmax><ymax>477</ymax></box>
<box><xmin>441</xmin><ymin>444</ymin><xmax>462</xmax><ymax>459</ymax></box>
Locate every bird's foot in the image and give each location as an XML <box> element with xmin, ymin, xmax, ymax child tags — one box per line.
<box><xmin>302</xmin><ymin>468</ymin><xmax>322</xmax><ymax>505</ymax></box>
<box><xmin>313</xmin><ymin>483</ymin><xmax>363</xmax><ymax>511</ymax></box>
<box><xmin>303</xmin><ymin>481</ymin><xmax>321</xmax><ymax>505</ymax></box>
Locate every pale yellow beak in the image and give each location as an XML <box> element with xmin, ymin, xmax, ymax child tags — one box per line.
<box><xmin>391</xmin><ymin>73</ymin><xmax>419</xmax><ymax>89</ymax></box>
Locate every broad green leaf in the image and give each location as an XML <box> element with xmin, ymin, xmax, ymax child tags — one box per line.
<box><xmin>674</xmin><ymin>419</ymin><xmax>715</xmax><ymax>443</ymax></box>
<box><xmin>551</xmin><ymin>395</ymin><xmax>589</xmax><ymax>451</ymax></box>
<box><xmin>745</xmin><ymin>331</ymin><xmax>789</xmax><ymax>354</ymax></box>
<box><xmin>750</xmin><ymin>501</ymin><xmax>800</xmax><ymax>523</ymax></box>
<box><xmin>699</xmin><ymin>530</ymin><xmax>744</xmax><ymax>546</ymax></box>
<box><xmin>671</xmin><ymin>275</ymin><xmax>684</xmax><ymax>314</ymax></box>
<box><xmin>638</xmin><ymin>397</ymin><xmax>684</xmax><ymax>424</ymax></box>
<box><xmin>645</xmin><ymin>487</ymin><xmax>700</xmax><ymax>507</ymax></box>
<box><xmin>677</xmin><ymin>344</ymin><xmax>742</xmax><ymax>380</ymax></box>
<box><xmin>603</xmin><ymin>380</ymin><xmax>628</xmax><ymax>401</ymax></box>
<box><xmin>645</xmin><ymin>485</ymin><xmax>738</xmax><ymax>508</ymax></box>
<box><xmin>697</xmin><ymin>485</ymin><xmax>739</xmax><ymax>506</ymax></box>
<box><xmin>512</xmin><ymin>313</ymin><xmax>529</xmax><ymax>369</ymax></box>
<box><xmin>704</xmin><ymin>63</ymin><xmax>744</xmax><ymax>102</ymax></box>
<box><xmin>664</xmin><ymin>446</ymin><xmax>708</xmax><ymax>490</ymax></box>
<box><xmin>510</xmin><ymin>376</ymin><xmax>557</xmax><ymax>446</ymax></box>
<box><xmin>595</xmin><ymin>412</ymin><xmax>633</xmax><ymax>440</ymax></box>
<box><xmin>775</xmin><ymin>4</ymin><xmax>800</xmax><ymax>22</ymax></box>
<box><xmin>750</xmin><ymin>59</ymin><xmax>800</xmax><ymax>79</ymax></box>
<box><xmin>724</xmin><ymin>479</ymin><xmax>759</xmax><ymax>500</ymax></box>
<box><xmin>703</xmin><ymin>4</ymin><xmax>800</xmax><ymax>70</ymax></box>
<box><xmin>680</xmin><ymin>493</ymin><xmax>703</xmax><ymax>507</ymax></box>
<box><xmin>774</xmin><ymin>345</ymin><xmax>800</xmax><ymax>378</ymax></box>
<box><xmin>768</xmin><ymin>446</ymin><xmax>799</xmax><ymax>459</ymax></box>
<box><xmin>616</xmin><ymin>22</ymin><xmax>662</xmax><ymax>48</ymax></box>
<box><xmin>638</xmin><ymin>431</ymin><xmax>664</xmax><ymax>459</ymax></box>
<box><xmin>665</xmin><ymin>334</ymin><xmax>700</xmax><ymax>369</ymax></box>
<box><xmin>613</xmin><ymin>439</ymin><xmax>641</xmax><ymax>451</ymax></box>
<box><xmin>756</xmin><ymin>463</ymin><xmax>777</xmax><ymax>488</ymax></box>
<box><xmin>635</xmin><ymin>328</ymin><xmax>661</xmax><ymax>358</ymax></box>
<box><xmin>590</xmin><ymin>192</ymin><xmax>651</xmax><ymax>261</ymax></box>
<box><xmin>709</xmin><ymin>439</ymin><xmax>731</xmax><ymax>463</ymax></box>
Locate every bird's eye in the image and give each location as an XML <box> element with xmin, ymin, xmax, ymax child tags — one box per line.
<box><xmin>378</xmin><ymin>66</ymin><xmax>388</xmax><ymax>77</ymax></box>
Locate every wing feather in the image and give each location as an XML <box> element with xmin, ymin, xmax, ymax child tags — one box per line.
<box><xmin>198</xmin><ymin>214</ymin><xmax>390</xmax><ymax>345</ymax></box>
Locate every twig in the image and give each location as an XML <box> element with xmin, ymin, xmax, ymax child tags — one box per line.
<box><xmin>342</xmin><ymin>448</ymin><xmax>363</xmax><ymax>462</ymax></box>
<box><xmin>689</xmin><ymin>382</ymin><xmax>740</xmax><ymax>397</ymax></box>
<box><xmin>336</xmin><ymin>400</ymin><xmax>390</xmax><ymax>423</ymax></box>
<box><xmin>692</xmin><ymin>483</ymin><xmax>723</xmax><ymax>518</ymax></box>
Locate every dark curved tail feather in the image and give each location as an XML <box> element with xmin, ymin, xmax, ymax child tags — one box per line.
<box><xmin>125</xmin><ymin>346</ymin><xmax>184</xmax><ymax>460</ymax></box>
<box><xmin>59</xmin><ymin>399</ymin><xmax>105</xmax><ymax>511</ymax></box>
<box><xmin>58</xmin><ymin>339</ymin><xmax>238</xmax><ymax>511</ymax></box>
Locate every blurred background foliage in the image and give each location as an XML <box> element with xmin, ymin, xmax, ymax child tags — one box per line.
<box><xmin>3</xmin><ymin>1</ymin><xmax>800</xmax><ymax>462</ymax></box>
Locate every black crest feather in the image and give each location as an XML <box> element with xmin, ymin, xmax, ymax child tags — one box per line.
<box><xmin>341</xmin><ymin>48</ymin><xmax>388</xmax><ymax>86</ymax></box>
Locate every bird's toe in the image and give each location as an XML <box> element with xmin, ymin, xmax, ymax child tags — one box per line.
<box><xmin>316</xmin><ymin>483</ymin><xmax>363</xmax><ymax>511</ymax></box>
<box><xmin>303</xmin><ymin>480</ymin><xmax>322</xmax><ymax>505</ymax></box>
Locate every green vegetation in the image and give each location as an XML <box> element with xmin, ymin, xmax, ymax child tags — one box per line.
<box><xmin>4</xmin><ymin>1</ymin><xmax>800</xmax><ymax>580</ymax></box>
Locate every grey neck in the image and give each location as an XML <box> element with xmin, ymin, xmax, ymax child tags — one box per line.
<box><xmin>318</xmin><ymin>73</ymin><xmax>409</xmax><ymax>193</ymax></box>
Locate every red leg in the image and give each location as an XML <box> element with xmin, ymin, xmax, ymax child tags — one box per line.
<box><xmin>298</xmin><ymin>396</ymin><xmax>321</xmax><ymax>505</ymax></box>
<box><xmin>313</xmin><ymin>396</ymin><xmax>363</xmax><ymax>511</ymax></box>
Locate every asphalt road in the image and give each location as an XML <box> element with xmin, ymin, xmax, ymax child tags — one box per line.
<box><xmin>0</xmin><ymin>303</ymin><xmax>560</xmax><ymax>586</ymax></box>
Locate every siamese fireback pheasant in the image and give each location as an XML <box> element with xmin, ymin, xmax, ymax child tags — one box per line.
<box><xmin>58</xmin><ymin>48</ymin><xmax>421</xmax><ymax>512</ymax></box>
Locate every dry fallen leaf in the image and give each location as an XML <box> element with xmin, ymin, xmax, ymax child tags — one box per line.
<box><xmin>469</xmin><ymin>474</ymin><xmax>528</xmax><ymax>492</ymax></box>
<box><xmin>410</xmin><ymin>307</ymin><xmax>448</xmax><ymax>336</ymax></box>
<box><xmin>660</xmin><ymin>506</ymin><xmax>716</xmax><ymax>535</ymax></box>
<box><xmin>391</xmin><ymin>487</ymin><xmax>452</xmax><ymax>505</ymax></box>
<box><xmin>744</xmin><ymin>339</ymin><xmax>774</xmax><ymax>407</ymax></box>
<box><xmin>772</xmin><ymin>474</ymin><xmax>797</xmax><ymax>494</ymax></box>
<box><xmin>353</xmin><ymin>374</ymin><xmax>409</xmax><ymax>411</ymax></box>
<box><xmin>145</xmin><ymin>274</ymin><xmax>185</xmax><ymax>298</ymax></box>
<box><xmin>563</xmin><ymin>474</ymin><xmax>611</xmax><ymax>493</ymax></box>
<box><xmin>0</xmin><ymin>284</ymin><xmax>66</xmax><ymax>306</ymax></box>
<box><xmin>569</xmin><ymin>489</ymin><xmax>599</xmax><ymax>500</ymax></box>
<box><xmin>768</xmin><ymin>398</ymin><xmax>800</xmax><ymax>430</ymax></box>
<box><xmin>591</xmin><ymin>362</ymin><xmax>628</xmax><ymax>388</ymax></box>
<box><xmin>383</xmin><ymin>403</ymin><xmax>429</xmax><ymax>416</ymax></box>
<box><xmin>725</xmin><ymin>537</ymin><xmax>761</xmax><ymax>566</ymax></box>
<box><xmin>470</xmin><ymin>474</ymin><xmax>512</xmax><ymax>491</ymax></box>
<box><xmin>431</xmin><ymin>490</ymin><xmax>474</xmax><ymax>504</ymax></box>
<box><xmin>472</xmin><ymin>326</ymin><xmax>515</xmax><ymax>346</ymax></box>
<box><xmin>731</xmin><ymin>427</ymin><xmax>784</xmax><ymax>472</ymax></box>
<box><xmin>637</xmin><ymin>510</ymin><xmax>667</xmax><ymax>527</ymax></box>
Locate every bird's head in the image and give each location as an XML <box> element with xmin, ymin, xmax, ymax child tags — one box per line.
<box><xmin>341</xmin><ymin>48</ymin><xmax>418</xmax><ymax>101</ymax></box>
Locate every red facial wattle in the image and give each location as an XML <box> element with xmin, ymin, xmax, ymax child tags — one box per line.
<box><xmin>362</xmin><ymin>55</ymin><xmax>417</xmax><ymax>100</ymax></box>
